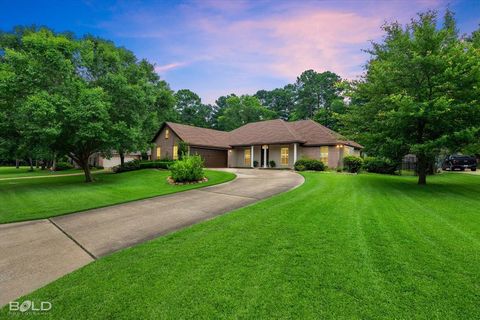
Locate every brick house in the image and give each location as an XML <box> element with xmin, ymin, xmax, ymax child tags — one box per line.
<box><xmin>151</xmin><ymin>119</ymin><xmax>362</xmax><ymax>168</ymax></box>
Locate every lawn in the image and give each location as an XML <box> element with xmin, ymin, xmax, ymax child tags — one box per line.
<box><xmin>0</xmin><ymin>166</ymin><xmax>88</xmax><ymax>179</ymax></box>
<box><xmin>3</xmin><ymin>172</ymin><xmax>479</xmax><ymax>319</ymax></box>
<box><xmin>0</xmin><ymin>169</ymin><xmax>235</xmax><ymax>224</ymax></box>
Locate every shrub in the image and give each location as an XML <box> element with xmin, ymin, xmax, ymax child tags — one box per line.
<box><xmin>343</xmin><ymin>156</ymin><xmax>363</xmax><ymax>173</ymax></box>
<box><xmin>170</xmin><ymin>155</ymin><xmax>204</xmax><ymax>182</ymax></box>
<box><xmin>54</xmin><ymin>162</ymin><xmax>74</xmax><ymax>171</ymax></box>
<box><xmin>269</xmin><ymin>160</ymin><xmax>276</xmax><ymax>168</ymax></box>
<box><xmin>253</xmin><ymin>160</ymin><xmax>259</xmax><ymax>167</ymax></box>
<box><xmin>139</xmin><ymin>160</ymin><xmax>174</xmax><ymax>169</ymax></box>
<box><xmin>294</xmin><ymin>159</ymin><xmax>325</xmax><ymax>171</ymax></box>
<box><xmin>295</xmin><ymin>164</ymin><xmax>306</xmax><ymax>171</ymax></box>
<box><xmin>95</xmin><ymin>165</ymin><xmax>104</xmax><ymax>170</ymax></box>
<box><xmin>178</xmin><ymin>141</ymin><xmax>189</xmax><ymax>160</ymax></box>
<box><xmin>112</xmin><ymin>159</ymin><xmax>141</xmax><ymax>173</ymax></box>
<box><xmin>362</xmin><ymin>157</ymin><xmax>397</xmax><ymax>174</ymax></box>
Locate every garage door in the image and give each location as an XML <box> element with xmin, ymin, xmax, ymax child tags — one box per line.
<box><xmin>190</xmin><ymin>147</ymin><xmax>228</xmax><ymax>168</ymax></box>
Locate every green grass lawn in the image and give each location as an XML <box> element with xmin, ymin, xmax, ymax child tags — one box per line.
<box><xmin>0</xmin><ymin>169</ymin><xmax>235</xmax><ymax>224</ymax></box>
<box><xmin>0</xmin><ymin>166</ymin><xmax>88</xmax><ymax>179</ymax></box>
<box><xmin>3</xmin><ymin>172</ymin><xmax>479</xmax><ymax>319</ymax></box>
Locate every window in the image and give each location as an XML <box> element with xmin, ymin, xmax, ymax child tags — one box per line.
<box><xmin>173</xmin><ymin>145</ymin><xmax>178</xmax><ymax>160</ymax></box>
<box><xmin>165</xmin><ymin>129</ymin><xmax>170</xmax><ymax>139</ymax></box>
<box><xmin>320</xmin><ymin>146</ymin><xmax>329</xmax><ymax>164</ymax></box>
<box><xmin>244</xmin><ymin>149</ymin><xmax>251</xmax><ymax>166</ymax></box>
<box><xmin>156</xmin><ymin>147</ymin><xmax>161</xmax><ymax>158</ymax></box>
<box><xmin>281</xmin><ymin>147</ymin><xmax>289</xmax><ymax>165</ymax></box>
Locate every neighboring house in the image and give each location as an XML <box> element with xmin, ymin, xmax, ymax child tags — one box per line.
<box><xmin>151</xmin><ymin>119</ymin><xmax>362</xmax><ymax>169</ymax></box>
<box><xmin>89</xmin><ymin>151</ymin><xmax>146</xmax><ymax>169</ymax></box>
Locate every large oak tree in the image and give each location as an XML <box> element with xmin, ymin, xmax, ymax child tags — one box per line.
<box><xmin>342</xmin><ymin>10</ymin><xmax>480</xmax><ymax>184</ymax></box>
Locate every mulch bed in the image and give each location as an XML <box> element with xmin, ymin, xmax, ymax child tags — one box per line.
<box><xmin>167</xmin><ymin>176</ymin><xmax>208</xmax><ymax>185</ymax></box>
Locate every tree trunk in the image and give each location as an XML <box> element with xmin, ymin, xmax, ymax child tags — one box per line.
<box><xmin>417</xmin><ymin>155</ymin><xmax>427</xmax><ymax>185</ymax></box>
<box><xmin>36</xmin><ymin>159</ymin><xmax>39</xmax><ymax>168</ymax></box>
<box><xmin>51</xmin><ymin>152</ymin><xmax>57</xmax><ymax>171</ymax></box>
<box><xmin>29</xmin><ymin>158</ymin><xmax>34</xmax><ymax>172</ymax></box>
<box><xmin>15</xmin><ymin>159</ymin><xmax>20</xmax><ymax>169</ymax></box>
<box><xmin>71</xmin><ymin>154</ymin><xmax>94</xmax><ymax>183</ymax></box>
<box><xmin>119</xmin><ymin>150</ymin><xmax>125</xmax><ymax>167</ymax></box>
<box><xmin>82</xmin><ymin>163</ymin><xmax>93</xmax><ymax>183</ymax></box>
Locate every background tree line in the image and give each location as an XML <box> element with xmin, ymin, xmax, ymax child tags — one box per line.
<box><xmin>172</xmin><ymin>69</ymin><xmax>346</xmax><ymax>132</ymax></box>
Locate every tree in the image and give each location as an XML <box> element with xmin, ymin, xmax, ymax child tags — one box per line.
<box><xmin>255</xmin><ymin>84</ymin><xmax>296</xmax><ymax>120</ymax></box>
<box><xmin>0</xmin><ymin>28</ymin><xmax>115</xmax><ymax>181</ymax></box>
<box><xmin>0</xmin><ymin>27</ymin><xmax>79</xmax><ymax>171</ymax></box>
<box><xmin>313</xmin><ymin>98</ymin><xmax>347</xmax><ymax>131</ymax></box>
<box><xmin>342</xmin><ymin>10</ymin><xmax>480</xmax><ymax>184</ymax></box>
<box><xmin>217</xmin><ymin>95</ymin><xmax>277</xmax><ymax>131</ymax></box>
<box><xmin>293</xmin><ymin>70</ymin><xmax>342</xmax><ymax>120</ymax></box>
<box><xmin>211</xmin><ymin>93</ymin><xmax>236</xmax><ymax>129</ymax></box>
<box><xmin>55</xmin><ymin>84</ymin><xmax>113</xmax><ymax>182</ymax></box>
<box><xmin>0</xmin><ymin>27</ymin><xmax>178</xmax><ymax>180</ymax></box>
<box><xmin>80</xmin><ymin>37</ymin><xmax>170</xmax><ymax>166</ymax></box>
<box><xmin>174</xmin><ymin>89</ymin><xmax>212</xmax><ymax>128</ymax></box>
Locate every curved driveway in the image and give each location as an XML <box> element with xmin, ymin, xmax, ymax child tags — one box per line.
<box><xmin>0</xmin><ymin>168</ymin><xmax>303</xmax><ymax>306</ymax></box>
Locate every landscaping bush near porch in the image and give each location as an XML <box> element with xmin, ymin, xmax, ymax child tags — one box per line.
<box><xmin>343</xmin><ymin>156</ymin><xmax>363</xmax><ymax>173</ymax></box>
<box><xmin>294</xmin><ymin>159</ymin><xmax>325</xmax><ymax>171</ymax></box>
<box><xmin>170</xmin><ymin>155</ymin><xmax>204</xmax><ymax>182</ymax></box>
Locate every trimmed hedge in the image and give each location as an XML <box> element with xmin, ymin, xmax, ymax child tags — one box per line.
<box><xmin>55</xmin><ymin>162</ymin><xmax>74</xmax><ymax>171</ymax></box>
<box><xmin>112</xmin><ymin>160</ymin><xmax>141</xmax><ymax>173</ymax></box>
<box><xmin>170</xmin><ymin>155</ymin><xmax>204</xmax><ymax>182</ymax></box>
<box><xmin>343</xmin><ymin>156</ymin><xmax>363</xmax><ymax>173</ymax></box>
<box><xmin>139</xmin><ymin>160</ymin><xmax>174</xmax><ymax>169</ymax></box>
<box><xmin>294</xmin><ymin>159</ymin><xmax>325</xmax><ymax>171</ymax></box>
<box><xmin>363</xmin><ymin>157</ymin><xmax>397</xmax><ymax>174</ymax></box>
<box><xmin>112</xmin><ymin>160</ymin><xmax>175</xmax><ymax>173</ymax></box>
<box><xmin>269</xmin><ymin>160</ymin><xmax>276</xmax><ymax>168</ymax></box>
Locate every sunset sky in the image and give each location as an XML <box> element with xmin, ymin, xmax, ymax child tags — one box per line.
<box><xmin>1</xmin><ymin>0</ymin><xmax>479</xmax><ymax>103</ymax></box>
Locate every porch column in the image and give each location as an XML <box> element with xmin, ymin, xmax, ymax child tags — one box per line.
<box><xmin>263</xmin><ymin>145</ymin><xmax>267</xmax><ymax>168</ymax></box>
<box><xmin>293</xmin><ymin>143</ymin><xmax>297</xmax><ymax>165</ymax></box>
<box><xmin>250</xmin><ymin>145</ymin><xmax>254</xmax><ymax>168</ymax></box>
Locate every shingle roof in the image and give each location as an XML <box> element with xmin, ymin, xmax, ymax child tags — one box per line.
<box><xmin>229</xmin><ymin>119</ymin><xmax>305</xmax><ymax>146</ymax></box>
<box><xmin>154</xmin><ymin>119</ymin><xmax>363</xmax><ymax>149</ymax></box>
<box><xmin>166</xmin><ymin>122</ymin><xmax>231</xmax><ymax>149</ymax></box>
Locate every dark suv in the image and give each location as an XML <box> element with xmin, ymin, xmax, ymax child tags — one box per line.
<box><xmin>442</xmin><ymin>155</ymin><xmax>477</xmax><ymax>171</ymax></box>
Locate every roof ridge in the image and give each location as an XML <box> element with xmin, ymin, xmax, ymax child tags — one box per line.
<box><xmin>282</xmin><ymin>120</ymin><xmax>304</xmax><ymax>141</ymax></box>
<box><xmin>306</xmin><ymin>119</ymin><xmax>346</xmax><ymax>140</ymax></box>
<box><xmin>167</xmin><ymin>122</ymin><xmax>228</xmax><ymax>134</ymax></box>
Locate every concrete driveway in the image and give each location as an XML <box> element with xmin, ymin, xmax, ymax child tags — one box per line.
<box><xmin>0</xmin><ymin>169</ymin><xmax>303</xmax><ymax>306</ymax></box>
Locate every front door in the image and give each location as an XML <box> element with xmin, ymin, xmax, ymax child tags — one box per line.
<box><xmin>260</xmin><ymin>147</ymin><xmax>269</xmax><ymax>167</ymax></box>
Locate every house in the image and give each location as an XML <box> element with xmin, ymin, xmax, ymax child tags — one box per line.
<box><xmin>151</xmin><ymin>119</ymin><xmax>362</xmax><ymax>169</ymax></box>
<box><xmin>86</xmin><ymin>151</ymin><xmax>146</xmax><ymax>169</ymax></box>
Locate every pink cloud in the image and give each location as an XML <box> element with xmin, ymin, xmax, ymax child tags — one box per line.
<box><xmin>154</xmin><ymin>62</ymin><xmax>187</xmax><ymax>73</ymax></box>
<box><xmin>184</xmin><ymin>0</ymin><xmax>446</xmax><ymax>80</ymax></box>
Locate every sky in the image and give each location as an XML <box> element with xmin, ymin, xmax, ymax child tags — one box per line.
<box><xmin>1</xmin><ymin>0</ymin><xmax>479</xmax><ymax>103</ymax></box>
